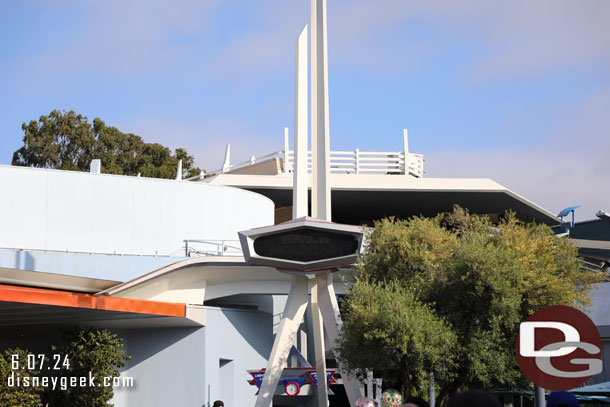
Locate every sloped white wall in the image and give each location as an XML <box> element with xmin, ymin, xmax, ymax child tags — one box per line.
<box><xmin>0</xmin><ymin>165</ymin><xmax>274</xmax><ymax>256</ymax></box>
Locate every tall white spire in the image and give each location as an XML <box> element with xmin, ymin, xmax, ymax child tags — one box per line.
<box><xmin>293</xmin><ymin>25</ymin><xmax>308</xmax><ymax>219</ymax></box>
<box><xmin>311</xmin><ymin>0</ymin><xmax>331</xmax><ymax>221</ymax></box>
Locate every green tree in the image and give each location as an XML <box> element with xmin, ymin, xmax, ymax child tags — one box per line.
<box><xmin>336</xmin><ymin>207</ymin><xmax>603</xmax><ymax>405</ymax></box>
<box><xmin>12</xmin><ymin>110</ymin><xmax>201</xmax><ymax>179</ymax></box>
<box><xmin>0</xmin><ymin>348</ymin><xmax>42</xmax><ymax>407</ymax></box>
<box><xmin>47</xmin><ymin>327</ymin><xmax>129</xmax><ymax>407</ymax></box>
<box><xmin>337</xmin><ymin>280</ymin><xmax>457</xmax><ymax>397</ymax></box>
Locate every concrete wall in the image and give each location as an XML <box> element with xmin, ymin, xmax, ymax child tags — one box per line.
<box><xmin>204</xmin><ymin>307</ymin><xmax>273</xmax><ymax>407</ymax></box>
<box><xmin>109</xmin><ymin>307</ymin><xmax>272</xmax><ymax>407</ymax></box>
<box><xmin>0</xmin><ymin>165</ymin><xmax>274</xmax><ymax>256</ymax></box>
<box><xmin>113</xmin><ymin>327</ymin><xmax>207</xmax><ymax>407</ymax></box>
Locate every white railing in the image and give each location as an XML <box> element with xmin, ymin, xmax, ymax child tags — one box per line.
<box><xmin>196</xmin><ymin>149</ymin><xmax>423</xmax><ymax>178</ymax></box>
<box><xmin>285</xmin><ymin>150</ymin><xmax>423</xmax><ymax>176</ymax></box>
<box><xmin>184</xmin><ymin>239</ymin><xmax>243</xmax><ymax>257</ymax></box>
<box><xmin>187</xmin><ymin>131</ymin><xmax>424</xmax><ymax>179</ymax></box>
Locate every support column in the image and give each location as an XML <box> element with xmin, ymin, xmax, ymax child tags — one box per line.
<box><xmin>255</xmin><ymin>276</ymin><xmax>309</xmax><ymax>407</ymax></box>
<box><xmin>311</xmin><ymin>277</ymin><xmax>329</xmax><ymax>407</ymax></box>
<box><xmin>317</xmin><ymin>272</ymin><xmax>361</xmax><ymax>406</ymax></box>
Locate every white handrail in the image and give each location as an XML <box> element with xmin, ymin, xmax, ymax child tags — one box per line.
<box><xmin>195</xmin><ymin>147</ymin><xmax>424</xmax><ymax>178</ymax></box>
<box><xmin>184</xmin><ymin>239</ymin><xmax>242</xmax><ymax>257</ymax></box>
<box><xmin>285</xmin><ymin>150</ymin><xmax>424</xmax><ymax>177</ymax></box>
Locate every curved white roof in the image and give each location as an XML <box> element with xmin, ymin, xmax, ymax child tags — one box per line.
<box><xmin>0</xmin><ymin>165</ymin><xmax>274</xmax><ymax>256</ymax></box>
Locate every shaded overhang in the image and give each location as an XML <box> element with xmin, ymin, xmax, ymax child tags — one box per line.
<box><xmin>0</xmin><ymin>267</ymin><xmax>120</xmax><ymax>293</ymax></box>
<box><xmin>203</xmin><ymin>173</ymin><xmax>559</xmax><ymax>226</ymax></box>
<box><xmin>0</xmin><ymin>284</ymin><xmax>200</xmax><ymax>329</ymax></box>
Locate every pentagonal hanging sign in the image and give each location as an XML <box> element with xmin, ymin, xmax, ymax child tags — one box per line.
<box><xmin>238</xmin><ymin>217</ymin><xmax>364</xmax><ymax>272</ymax></box>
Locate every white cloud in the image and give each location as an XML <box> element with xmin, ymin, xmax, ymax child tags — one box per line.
<box><xmin>29</xmin><ymin>0</ymin><xmax>221</xmax><ymax>76</ymax></box>
<box><xmin>15</xmin><ymin>1</ymin><xmax>610</xmax><ymax>81</ymax></box>
<box><xmin>471</xmin><ymin>0</ymin><xmax>610</xmax><ymax>80</ymax></box>
<box><xmin>117</xmin><ymin>116</ymin><xmax>283</xmax><ymax>171</ymax></box>
<box><xmin>326</xmin><ymin>0</ymin><xmax>610</xmax><ymax>78</ymax></box>
<box><xmin>425</xmin><ymin>85</ymin><xmax>610</xmax><ymax>219</ymax></box>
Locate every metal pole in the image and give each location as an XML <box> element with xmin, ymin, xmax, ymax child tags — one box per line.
<box><xmin>283</xmin><ymin>127</ymin><xmax>290</xmax><ymax>173</ymax></box>
<box><xmin>534</xmin><ymin>385</ymin><xmax>545</xmax><ymax>407</ymax></box>
<box><xmin>403</xmin><ymin>129</ymin><xmax>409</xmax><ymax>176</ymax></box>
<box><xmin>428</xmin><ymin>373</ymin><xmax>435</xmax><ymax>407</ymax></box>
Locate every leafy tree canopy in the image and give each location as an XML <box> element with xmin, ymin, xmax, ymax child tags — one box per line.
<box><xmin>47</xmin><ymin>327</ymin><xmax>129</xmax><ymax>407</ymax></box>
<box><xmin>12</xmin><ymin>110</ymin><xmax>201</xmax><ymax>179</ymax></box>
<box><xmin>0</xmin><ymin>348</ymin><xmax>42</xmax><ymax>407</ymax></box>
<box><xmin>336</xmin><ymin>207</ymin><xmax>604</xmax><ymax>405</ymax></box>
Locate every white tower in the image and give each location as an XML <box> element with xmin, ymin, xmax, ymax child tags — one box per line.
<box><xmin>249</xmin><ymin>2</ymin><xmax>362</xmax><ymax>407</ymax></box>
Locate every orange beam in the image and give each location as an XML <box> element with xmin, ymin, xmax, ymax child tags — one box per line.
<box><xmin>0</xmin><ymin>284</ymin><xmax>185</xmax><ymax>318</ymax></box>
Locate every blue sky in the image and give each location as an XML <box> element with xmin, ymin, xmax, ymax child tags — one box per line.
<box><xmin>1</xmin><ymin>0</ymin><xmax>609</xmax><ymax>219</ymax></box>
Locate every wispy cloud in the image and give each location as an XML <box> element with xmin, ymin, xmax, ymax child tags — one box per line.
<box><xmin>2</xmin><ymin>0</ymin><xmax>608</xmax><ymax>219</ymax></box>
<box><xmin>470</xmin><ymin>0</ymin><xmax>610</xmax><ymax>80</ymax></box>
<box><xmin>118</xmin><ymin>115</ymin><xmax>283</xmax><ymax>171</ymax></box>
<box><xmin>12</xmin><ymin>1</ymin><xmax>610</xmax><ymax>81</ymax></box>
<box><xmin>24</xmin><ymin>0</ymin><xmax>221</xmax><ymax>76</ymax></box>
<box><xmin>328</xmin><ymin>0</ymin><xmax>610</xmax><ymax>79</ymax></box>
<box><xmin>425</xmin><ymin>85</ymin><xmax>610</xmax><ymax>218</ymax></box>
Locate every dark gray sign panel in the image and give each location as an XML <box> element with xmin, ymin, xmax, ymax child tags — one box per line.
<box><xmin>238</xmin><ymin>217</ymin><xmax>364</xmax><ymax>272</ymax></box>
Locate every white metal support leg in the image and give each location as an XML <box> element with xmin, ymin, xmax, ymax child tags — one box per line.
<box><xmin>311</xmin><ymin>276</ymin><xmax>330</xmax><ymax>407</ymax></box>
<box><xmin>317</xmin><ymin>272</ymin><xmax>362</xmax><ymax>406</ymax></box>
<box><xmin>255</xmin><ymin>276</ymin><xmax>309</xmax><ymax>407</ymax></box>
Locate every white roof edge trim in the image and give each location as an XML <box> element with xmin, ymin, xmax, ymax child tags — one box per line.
<box><xmin>205</xmin><ymin>172</ymin><xmax>557</xmax><ymax>222</ymax></box>
<box><xmin>502</xmin><ymin>189</ymin><xmax>558</xmax><ymax>223</ymax></box>
<box><xmin>0</xmin><ymin>165</ymin><xmax>275</xmax><ymax>205</ymax></box>
<box><xmin>98</xmin><ymin>256</ymin><xmax>249</xmax><ymax>296</ymax></box>
<box><xmin>203</xmin><ymin>173</ymin><xmax>509</xmax><ymax>191</ymax></box>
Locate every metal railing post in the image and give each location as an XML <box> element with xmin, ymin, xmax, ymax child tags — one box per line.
<box><xmin>355</xmin><ymin>148</ymin><xmax>360</xmax><ymax>174</ymax></box>
<box><xmin>284</xmin><ymin>127</ymin><xmax>291</xmax><ymax>173</ymax></box>
<box><xmin>403</xmin><ymin>129</ymin><xmax>409</xmax><ymax>175</ymax></box>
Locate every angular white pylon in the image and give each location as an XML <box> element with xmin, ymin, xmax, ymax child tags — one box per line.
<box><xmin>254</xmin><ymin>276</ymin><xmax>309</xmax><ymax>407</ymax></box>
<box><xmin>311</xmin><ymin>277</ymin><xmax>329</xmax><ymax>407</ymax></box>
<box><xmin>293</xmin><ymin>25</ymin><xmax>309</xmax><ymax>219</ymax></box>
<box><xmin>222</xmin><ymin>144</ymin><xmax>231</xmax><ymax>173</ymax></box>
<box><xmin>317</xmin><ymin>272</ymin><xmax>362</xmax><ymax>406</ymax></box>
<box><xmin>311</xmin><ymin>0</ymin><xmax>331</xmax><ymax>221</ymax></box>
<box><xmin>175</xmin><ymin>159</ymin><xmax>183</xmax><ymax>180</ymax></box>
